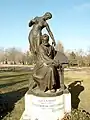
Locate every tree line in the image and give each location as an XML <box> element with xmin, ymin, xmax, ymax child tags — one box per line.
<box><xmin>0</xmin><ymin>47</ymin><xmax>33</xmax><ymax>65</ymax></box>
<box><xmin>66</xmin><ymin>49</ymin><xmax>90</xmax><ymax>67</ymax></box>
<box><xmin>0</xmin><ymin>41</ymin><xmax>90</xmax><ymax>67</ymax></box>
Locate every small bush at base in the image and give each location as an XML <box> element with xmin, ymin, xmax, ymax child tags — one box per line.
<box><xmin>62</xmin><ymin>109</ymin><xmax>90</xmax><ymax>120</ymax></box>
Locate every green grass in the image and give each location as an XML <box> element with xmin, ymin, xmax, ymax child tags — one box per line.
<box><xmin>0</xmin><ymin>70</ymin><xmax>32</xmax><ymax>120</ymax></box>
<box><xmin>64</xmin><ymin>69</ymin><xmax>90</xmax><ymax>112</ymax></box>
<box><xmin>0</xmin><ymin>68</ymin><xmax>90</xmax><ymax>120</ymax></box>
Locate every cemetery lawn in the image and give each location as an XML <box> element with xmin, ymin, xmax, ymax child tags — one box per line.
<box><xmin>64</xmin><ymin>68</ymin><xmax>90</xmax><ymax>112</ymax></box>
<box><xmin>0</xmin><ymin>70</ymin><xmax>31</xmax><ymax>120</ymax></box>
<box><xmin>0</xmin><ymin>67</ymin><xmax>90</xmax><ymax>120</ymax></box>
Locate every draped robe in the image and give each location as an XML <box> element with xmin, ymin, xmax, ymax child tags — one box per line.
<box><xmin>33</xmin><ymin>44</ymin><xmax>60</xmax><ymax>91</ymax></box>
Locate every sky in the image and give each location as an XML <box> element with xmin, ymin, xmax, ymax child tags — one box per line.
<box><xmin>0</xmin><ymin>0</ymin><xmax>90</xmax><ymax>52</ymax></box>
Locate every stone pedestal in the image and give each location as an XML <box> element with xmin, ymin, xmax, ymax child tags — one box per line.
<box><xmin>20</xmin><ymin>89</ymin><xmax>71</xmax><ymax>120</ymax></box>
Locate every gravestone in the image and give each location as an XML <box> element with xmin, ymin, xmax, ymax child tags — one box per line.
<box><xmin>20</xmin><ymin>12</ymin><xmax>71</xmax><ymax>120</ymax></box>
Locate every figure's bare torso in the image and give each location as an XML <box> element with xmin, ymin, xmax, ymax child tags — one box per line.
<box><xmin>28</xmin><ymin>17</ymin><xmax>47</xmax><ymax>53</ymax></box>
<box><xmin>30</xmin><ymin>17</ymin><xmax>46</xmax><ymax>36</ymax></box>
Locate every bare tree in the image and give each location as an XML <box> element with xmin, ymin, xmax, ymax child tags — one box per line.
<box><xmin>55</xmin><ymin>41</ymin><xmax>64</xmax><ymax>53</ymax></box>
<box><xmin>0</xmin><ymin>47</ymin><xmax>5</xmax><ymax>64</ymax></box>
<box><xmin>4</xmin><ymin>48</ymin><xmax>23</xmax><ymax>64</ymax></box>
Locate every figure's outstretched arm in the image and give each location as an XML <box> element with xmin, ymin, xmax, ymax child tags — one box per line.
<box><xmin>29</xmin><ymin>19</ymin><xmax>35</xmax><ymax>27</ymax></box>
<box><xmin>46</xmin><ymin>23</ymin><xmax>56</xmax><ymax>46</ymax></box>
<box><xmin>29</xmin><ymin>17</ymin><xmax>38</xmax><ymax>27</ymax></box>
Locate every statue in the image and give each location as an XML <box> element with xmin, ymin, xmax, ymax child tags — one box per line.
<box><xmin>20</xmin><ymin>12</ymin><xmax>70</xmax><ymax>120</ymax></box>
<box><xmin>33</xmin><ymin>34</ymin><xmax>60</xmax><ymax>93</ymax></box>
<box><xmin>28</xmin><ymin>12</ymin><xmax>68</xmax><ymax>94</ymax></box>
<box><xmin>28</xmin><ymin>12</ymin><xmax>56</xmax><ymax>55</ymax></box>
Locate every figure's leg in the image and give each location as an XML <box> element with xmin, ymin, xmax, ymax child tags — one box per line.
<box><xmin>45</xmin><ymin>66</ymin><xmax>56</xmax><ymax>93</ymax></box>
<box><xmin>37</xmin><ymin>34</ymin><xmax>42</xmax><ymax>47</ymax></box>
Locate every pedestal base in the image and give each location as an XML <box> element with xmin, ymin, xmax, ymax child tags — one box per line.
<box><xmin>20</xmin><ymin>89</ymin><xmax>71</xmax><ymax>120</ymax></box>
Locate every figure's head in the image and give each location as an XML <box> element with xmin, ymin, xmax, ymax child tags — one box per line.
<box><xmin>43</xmin><ymin>12</ymin><xmax>52</xmax><ymax>20</ymax></box>
<box><xmin>42</xmin><ymin>34</ymin><xmax>49</xmax><ymax>45</ymax></box>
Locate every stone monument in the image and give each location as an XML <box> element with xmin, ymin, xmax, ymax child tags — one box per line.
<box><xmin>20</xmin><ymin>12</ymin><xmax>71</xmax><ymax>120</ymax></box>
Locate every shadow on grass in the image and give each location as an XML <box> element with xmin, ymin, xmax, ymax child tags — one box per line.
<box><xmin>0</xmin><ymin>87</ymin><xmax>28</xmax><ymax>119</ymax></box>
<box><xmin>0</xmin><ymin>80</ymin><xmax>28</xmax><ymax>89</ymax></box>
<box><xmin>68</xmin><ymin>80</ymin><xmax>84</xmax><ymax>109</ymax></box>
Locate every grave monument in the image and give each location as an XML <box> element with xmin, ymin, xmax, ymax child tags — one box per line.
<box><xmin>20</xmin><ymin>12</ymin><xmax>71</xmax><ymax>120</ymax></box>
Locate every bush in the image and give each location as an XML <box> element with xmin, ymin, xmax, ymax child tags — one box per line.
<box><xmin>62</xmin><ymin>109</ymin><xmax>90</xmax><ymax>120</ymax></box>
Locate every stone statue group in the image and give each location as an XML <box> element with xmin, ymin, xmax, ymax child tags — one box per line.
<box><xmin>28</xmin><ymin>12</ymin><xmax>68</xmax><ymax>94</ymax></box>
